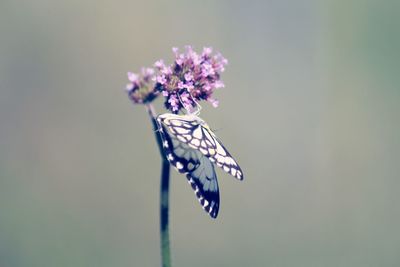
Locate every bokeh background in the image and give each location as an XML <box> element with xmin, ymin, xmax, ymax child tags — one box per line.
<box><xmin>1</xmin><ymin>0</ymin><xmax>399</xmax><ymax>266</ymax></box>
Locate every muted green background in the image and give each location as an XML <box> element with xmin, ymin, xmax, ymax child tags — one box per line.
<box><xmin>1</xmin><ymin>1</ymin><xmax>399</xmax><ymax>266</ymax></box>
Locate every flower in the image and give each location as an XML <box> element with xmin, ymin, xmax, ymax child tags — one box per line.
<box><xmin>125</xmin><ymin>67</ymin><xmax>158</xmax><ymax>104</ymax></box>
<box><xmin>125</xmin><ymin>46</ymin><xmax>228</xmax><ymax>112</ymax></box>
<box><xmin>184</xmin><ymin>72</ymin><xmax>193</xmax><ymax>81</ymax></box>
<box><xmin>153</xmin><ymin>46</ymin><xmax>228</xmax><ymax>114</ymax></box>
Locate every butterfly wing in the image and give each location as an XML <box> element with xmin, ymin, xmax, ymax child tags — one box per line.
<box><xmin>158</xmin><ymin>114</ymin><xmax>244</xmax><ymax>180</ymax></box>
<box><xmin>157</xmin><ymin>117</ymin><xmax>220</xmax><ymax>218</ymax></box>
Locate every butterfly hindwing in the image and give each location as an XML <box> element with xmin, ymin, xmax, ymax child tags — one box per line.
<box><xmin>157</xmin><ymin>119</ymin><xmax>220</xmax><ymax>218</ymax></box>
<box><xmin>158</xmin><ymin>113</ymin><xmax>244</xmax><ymax>180</ymax></box>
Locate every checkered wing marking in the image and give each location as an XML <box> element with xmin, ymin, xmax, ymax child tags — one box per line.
<box><xmin>160</xmin><ymin>115</ymin><xmax>244</xmax><ymax>180</ymax></box>
<box><xmin>157</xmin><ymin>118</ymin><xmax>220</xmax><ymax>218</ymax></box>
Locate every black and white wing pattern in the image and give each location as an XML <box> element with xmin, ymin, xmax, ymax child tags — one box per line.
<box><xmin>157</xmin><ymin>113</ymin><xmax>244</xmax><ymax>180</ymax></box>
<box><xmin>157</xmin><ymin>117</ymin><xmax>220</xmax><ymax>218</ymax></box>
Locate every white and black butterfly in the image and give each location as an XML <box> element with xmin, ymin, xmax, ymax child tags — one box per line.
<box><xmin>157</xmin><ymin>113</ymin><xmax>243</xmax><ymax>218</ymax></box>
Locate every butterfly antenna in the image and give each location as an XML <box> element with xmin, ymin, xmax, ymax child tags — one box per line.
<box><xmin>211</xmin><ymin>127</ymin><xmax>222</xmax><ymax>133</ymax></box>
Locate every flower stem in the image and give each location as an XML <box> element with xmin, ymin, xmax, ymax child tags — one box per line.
<box><xmin>159</xmin><ymin>159</ymin><xmax>171</xmax><ymax>267</ymax></box>
<box><xmin>146</xmin><ymin>104</ymin><xmax>172</xmax><ymax>267</ymax></box>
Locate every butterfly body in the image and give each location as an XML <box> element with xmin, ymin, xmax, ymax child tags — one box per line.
<box><xmin>156</xmin><ymin>113</ymin><xmax>243</xmax><ymax>218</ymax></box>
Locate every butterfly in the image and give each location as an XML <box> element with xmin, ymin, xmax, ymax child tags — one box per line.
<box><xmin>157</xmin><ymin>113</ymin><xmax>243</xmax><ymax>218</ymax></box>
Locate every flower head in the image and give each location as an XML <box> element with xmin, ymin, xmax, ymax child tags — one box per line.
<box><xmin>154</xmin><ymin>46</ymin><xmax>228</xmax><ymax>114</ymax></box>
<box><xmin>125</xmin><ymin>67</ymin><xmax>158</xmax><ymax>104</ymax></box>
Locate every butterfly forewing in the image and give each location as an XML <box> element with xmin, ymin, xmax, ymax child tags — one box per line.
<box><xmin>157</xmin><ymin>117</ymin><xmax>220</xmax><ymax>218</ymax></box>
<box><xmin>158</xmin><ymin>113</ymin><xmax>244</xmax><ymax>180</ymax></box>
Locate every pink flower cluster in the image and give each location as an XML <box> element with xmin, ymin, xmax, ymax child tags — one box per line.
<box><xmin>154</xmin><ymin>46</ymin><xmax>228</xmax><ymax>113</ymax></box>
<box><xmin>125</xmin><ymin>67</ymin><xmax>158</xmax><ymax>104</ymax></box>
<box><xmin>125</xmin><ymin>46</ymin><xmax>227</xmax><ymax>113</ymax></box>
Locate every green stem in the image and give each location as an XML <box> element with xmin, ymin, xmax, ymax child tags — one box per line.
<box><xmin>146</xmin><ymin>104</ymin><xmax>171</xmax><ymax>267</ymax></box>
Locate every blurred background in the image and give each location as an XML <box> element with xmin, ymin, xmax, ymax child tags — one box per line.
<box><xmin>1</xmin><ymin>0</ymin><xmax>399</xmax><ymax>266</ymax></box>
